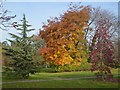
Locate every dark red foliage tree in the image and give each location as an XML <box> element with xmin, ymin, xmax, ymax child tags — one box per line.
<box><xmin>90</xmin><ymin>18</ymin><xmax>115</xmax><ymax>80</ymax></box>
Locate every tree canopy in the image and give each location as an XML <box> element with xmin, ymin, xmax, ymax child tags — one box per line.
<box><xmin>39</xmin><ymin>5</ymin><xmax>92</xmax><ymax>67</ymax></box>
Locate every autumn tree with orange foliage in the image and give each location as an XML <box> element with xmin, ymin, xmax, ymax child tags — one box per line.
<box><xmin>39</xmin><ymin>4</ymin><xmax>92</xmax><ymax>69</ymax></box>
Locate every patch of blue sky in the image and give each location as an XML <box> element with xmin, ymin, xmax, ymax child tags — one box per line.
<box><xmin>0</xmin><ymin>1</ymin><xmax>118</xmax><ymax>42</ymax></box>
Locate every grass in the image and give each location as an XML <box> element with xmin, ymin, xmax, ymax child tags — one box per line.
<box><xmin>29</xmin><ymin>71</ymin><xmax>95</xmax><ymax>80</ymax></box>
<box><xmin>2</xmin><ymin>68</ymin><xmax>119</xmax><ymax>88</ymax></box>
<box><xmin>2</xmin><ymin>79</ymin><xmax>118</xmax><ymax>88</ymax></box>
<box><xmin>2</xmin><ymin>68</ymin><xmax>119</xmax><ymax>81</ymax></box>
<box><xmin>2</xmin><ymin>71</ymin><xmax>95</xmax><ymax>82</ymax></box>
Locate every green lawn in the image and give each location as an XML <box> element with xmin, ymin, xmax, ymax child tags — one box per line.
<box><xmin>2</xmin><ymin>68</ymin><xmax>119</xmax><ymax>88</ymax></box>
<box><xmin>2</xmin><ymin>79</ymin><xmax>118</xmax><ymax>88</ymax></box>
<box><xmin>29</xmin><ymin>71</ymin><xmax>95</xmax><ymax>80</ymax></box>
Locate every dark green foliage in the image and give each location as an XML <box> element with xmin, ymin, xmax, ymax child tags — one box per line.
<box><xmin>3</xmin><ymin>14</ymin><xmax>37</xmax><ymax>79</ymax></box>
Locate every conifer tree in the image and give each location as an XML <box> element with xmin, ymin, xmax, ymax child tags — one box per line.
<box><xmin>3</xmin><ymin>14</ymin><xmax>36</xmax><ymax>79</ymax></box>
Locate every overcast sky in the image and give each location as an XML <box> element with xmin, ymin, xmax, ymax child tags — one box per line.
<box><xmin>0</xmin><ymin>2</ymin><xmax>118</xmax><ymax>42</ymax></box>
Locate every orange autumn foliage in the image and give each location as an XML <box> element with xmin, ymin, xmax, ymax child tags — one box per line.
<box><xmin>39</xmin><ymin>4</ymin><xmax>91</xmax><ymax>66</ymax></box>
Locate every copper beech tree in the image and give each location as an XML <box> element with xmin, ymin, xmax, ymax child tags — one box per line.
<box><xmin>90</xmin><ymin>18</ymin><xmax>115</xmax><ymax>80</ymax></box>
<box><xmin>39</xmin><ymin>5</ymin><xmax>92</xmax><ymax>67</ymax></box>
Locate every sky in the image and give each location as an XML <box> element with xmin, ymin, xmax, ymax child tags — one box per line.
<box><xmin>5</xmin><ymin>0</ymin><xmax>120</xmax><ymax>2</ymax></box>
<box><xmin>0</xmin><ymin>2</ymin><xmax>118</xmax><ymax>42</ymax></box>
